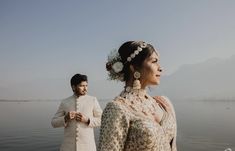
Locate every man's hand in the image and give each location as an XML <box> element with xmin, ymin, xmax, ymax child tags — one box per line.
<box><xmin>64</xmin><ymin>111</ymin><xmax>76</xmax><ymax>123</ymax></box>
<box><xmin>76</xmin><ymin>112</ymin><xmax>90</xmax><ymax>124</ymax></box>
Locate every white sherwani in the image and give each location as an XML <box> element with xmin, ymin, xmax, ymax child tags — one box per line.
<box><xmin>51</xmin><ymin>95</ymin><xmax>102</xmax><ymax>151</ymax></box>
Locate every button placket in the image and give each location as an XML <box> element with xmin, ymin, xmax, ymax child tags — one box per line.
<box><xmin>76</xmin><ymin>99</ymin><xmax>79</xmax><ymax>137</ymax></box>
<box><xmin>75</xmin><ymin>98</ymin><xmax>80</xmax><ymax>151</ymax></box>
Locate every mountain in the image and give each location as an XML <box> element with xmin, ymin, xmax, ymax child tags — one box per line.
<box><xmin>157</xmin><ymin>55</ymin><xmax>235</xmax><ymax>101</ymax></box>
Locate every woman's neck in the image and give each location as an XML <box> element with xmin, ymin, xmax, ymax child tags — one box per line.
<box><xmin>125</xmin><ymin>80</ymin><xmax>147</xmax><ymax>90</ymax></box>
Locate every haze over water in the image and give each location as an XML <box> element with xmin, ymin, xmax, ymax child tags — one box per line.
<box><xmin>1</xmin><ymin>1</ymin><xmax>235</xmax><ymax>151</ymax></box>
<box><xmin>0</xmin><ymin>99</ymin><xmax>234</xmax><ymax>151</ymax></box>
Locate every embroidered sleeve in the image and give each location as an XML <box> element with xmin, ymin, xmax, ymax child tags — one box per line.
<box><xmin>98</xmin><ymin>102</ymin><xmax>129</xmax><ymax>151</ymax></box>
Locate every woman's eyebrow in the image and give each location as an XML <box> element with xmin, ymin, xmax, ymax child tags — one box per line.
<box><xmin>150</xmin><ymin>57</ymin><xmax>159</xmax><ymax>60</ymax></box>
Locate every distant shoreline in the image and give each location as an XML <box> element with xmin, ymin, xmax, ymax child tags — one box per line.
<box><xmin>0</xmin><ymin>99</ymin><xmax>234</xmax><ymax>102</ymax></box>
<box><xmin>0</xmin><ymin>99</ymin><xmax>111</xmax><ymax>102</ymax></box>
<box><xmin>0</xmin><ymin>99</ymin><xmax>59</xmax><ymax>102</ymax></box>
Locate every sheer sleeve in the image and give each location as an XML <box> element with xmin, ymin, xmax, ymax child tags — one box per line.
<box><xmin>161</xmin><ymin>96</ymin><xmax>177</xmax><ymax>151</ymax></box>
<box><xmin>98</xmin><ymin>101</ymin><xmax>130</xmax><ymax>151</ymax></box>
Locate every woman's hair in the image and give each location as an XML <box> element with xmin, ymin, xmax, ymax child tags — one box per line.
<box><xmin>118</xmin><ymin>41</ymin><xmax>156</xmax><ymax>81</ymax></box>
<box><xmin>70</xmin><ymin>74</ymin><xmax>88</xmax><ymax>86</ymax></box>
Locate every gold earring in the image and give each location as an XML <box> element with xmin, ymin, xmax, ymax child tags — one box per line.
<box><xmin>133</xmin><ymin>71</ymin><xmax>141</xmax><ymax>90</ymax></box>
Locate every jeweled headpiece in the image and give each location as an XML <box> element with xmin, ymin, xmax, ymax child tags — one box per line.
<box><xmin>126</xmin><ymin>42</ymin><xmax>147</xmax><ymax>63</ymax></box>
<box><xmin>106</xmin><ymin>41</ymin><xmax>148</xmax><ymax>81</ymax></box>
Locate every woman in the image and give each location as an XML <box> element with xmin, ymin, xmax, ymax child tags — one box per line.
<box><xmin>98</xmin><ymin>41</ymin><xmax>177</xmax><ymax>151</ymax></box>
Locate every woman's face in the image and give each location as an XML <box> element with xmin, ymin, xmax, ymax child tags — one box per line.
<box><xmin>140</xmin><ymin>52</ymin><xmax>162</xmax><ymax>87</ymax></box>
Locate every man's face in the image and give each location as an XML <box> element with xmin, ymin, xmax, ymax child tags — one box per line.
<box><xmin>72</xmin><ymin>81</ymin><xmax>88</xmax><ymax>96</ymax></box>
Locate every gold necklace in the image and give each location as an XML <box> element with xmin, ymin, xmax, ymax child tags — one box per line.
<box><xmin>119</xmin><ymin>87</ymin><xmax>164</xmax><ymax>123</ymax></box>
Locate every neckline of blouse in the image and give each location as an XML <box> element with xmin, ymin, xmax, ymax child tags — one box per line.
<box><xmin>123</xmin><ymin>86</ymin><xmax>147</xmax><ymax>98</ymax></box>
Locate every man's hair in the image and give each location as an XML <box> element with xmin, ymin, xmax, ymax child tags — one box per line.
<box><xmin>70</xmin><ymin>74</ymin><xmax>88</xmax><ymax>86</ymax></box>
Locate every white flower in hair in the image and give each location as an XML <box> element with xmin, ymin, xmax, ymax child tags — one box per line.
<box><xmin>106</xmin><ymin>49</ymin><xmax>125</xmax><ymax>81</ymax></box>
<box><xmin>112</xmin><ymin>61</ymin><xmax>123</xmax><ymax>73</ymax></box>
<box><xmin>106</xmin><ymin>41</ymin><xmax>148</xmax><ymax>81</ymax></box>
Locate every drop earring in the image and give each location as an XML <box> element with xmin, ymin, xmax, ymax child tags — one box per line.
<box><xmin>133</xmin><ymin>71</ymin><xmax>141</xmax><ymax>90</ymax></box>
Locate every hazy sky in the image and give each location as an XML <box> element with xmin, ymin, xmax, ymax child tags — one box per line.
<box><xmin>0</xmin><ymin>0</ymin><xmax>235</xmax><ymax>100</ymax></box>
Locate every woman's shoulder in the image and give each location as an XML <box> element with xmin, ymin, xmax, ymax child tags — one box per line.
<box><xmin>104</xmin><ymin>97</ymin><xmax>129</xmax><ymax>112</ymax></box>
<box><xmin>160</xmin><ymin>96</ymin><xmax>174</xmax><ymax>107</ymax></box>
<box><xmin>153</xmin><ymin>95</ymin><xmax>172</xmax><ymax>106</ymax></box>
<box><xmin>101</xmin><ymin>97</ymin><xmax>132</xmax><ymax>122</ymax></box>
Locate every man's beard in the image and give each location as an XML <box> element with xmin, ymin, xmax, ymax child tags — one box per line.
<box><xmin>79</xmin><ymin>90</ymin><xmax>87</xmax><ymax>96</ymax></box>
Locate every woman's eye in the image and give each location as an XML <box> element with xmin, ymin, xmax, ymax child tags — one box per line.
<box><xmin>153</xmin><ymin>60</ymin><xmax>158</xmax><ymax>63</ymax></box>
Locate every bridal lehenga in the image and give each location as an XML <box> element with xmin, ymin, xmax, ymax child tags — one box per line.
<box><xmin>98</xmin><ymin>87</ymin><xmax>177</xmax><ymax>151</ymax></box>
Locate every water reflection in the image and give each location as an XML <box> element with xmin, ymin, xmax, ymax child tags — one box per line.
<box><xmin>0</xmin><ymin>100</ymin><xmax>234</xmax><ymax>151</ymax></box>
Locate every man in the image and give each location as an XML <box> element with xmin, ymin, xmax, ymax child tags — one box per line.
<box><xmin>51</xmin><ymin>74</ymin><xmax>102</xmax><ymax>151</ymax></box>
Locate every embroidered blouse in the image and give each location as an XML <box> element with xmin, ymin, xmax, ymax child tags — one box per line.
<box><xmin>98</xmin><ymin>88</ymin><xmax>177</xmax><ymax>151</ymax></box>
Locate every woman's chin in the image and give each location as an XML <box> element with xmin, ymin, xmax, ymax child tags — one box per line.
<box><xmin>155</xmin><ymin>80</ymin><xmax>160</xmax><ymax>85</ymax></box>
<box><xmin>150</xmin><ymin>80</ymin><xmax>160</xmax><ymax>86</ymax></box>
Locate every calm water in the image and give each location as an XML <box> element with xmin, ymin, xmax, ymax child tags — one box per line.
<box><xmin>0</xmin><ymin>99</ymin><xmax>234</xmax><ymax>151</ymax></box>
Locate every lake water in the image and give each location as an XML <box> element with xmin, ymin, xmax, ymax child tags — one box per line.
<box><xmin>0</xmin><ymin>99</ymin><xmax>234</xmax><ymax>151</ymax></box>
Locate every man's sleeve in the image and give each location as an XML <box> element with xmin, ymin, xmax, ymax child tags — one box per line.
<box><xmin>88</xmin><ymin>97</ymin><xmax>102</xmax><ymax>127</ymax></box>
<box><xmin>51</xmin><ymin>101</ymin><xmax>67</xmax><ymax>128</ymax></box>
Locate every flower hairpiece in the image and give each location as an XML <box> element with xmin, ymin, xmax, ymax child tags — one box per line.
<box><xmin>106</xmin><ymin>42</ymin><xmax>148</xmax><ymax>81</ymax></box>
<box><xmin>106</xmin><ymin>49</ymin><xmax>124</xmax><ymax>81</ymax></box>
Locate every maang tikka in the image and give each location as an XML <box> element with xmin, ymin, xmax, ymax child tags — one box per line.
<box><xmin>133</xmin><ymin>71</ymin><xmax>141</xmax><ymax>90</ymax></box>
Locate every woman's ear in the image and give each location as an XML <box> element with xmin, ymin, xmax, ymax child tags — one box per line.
<box><xmin>130</xmin><ymin>64</ymin><xmax>140</xmax><ymax>73</ymax></box>
<box><xmin>129</xmin><ymin>65</ymin><xmax>135</xmax><ymax>73</ymax></box>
